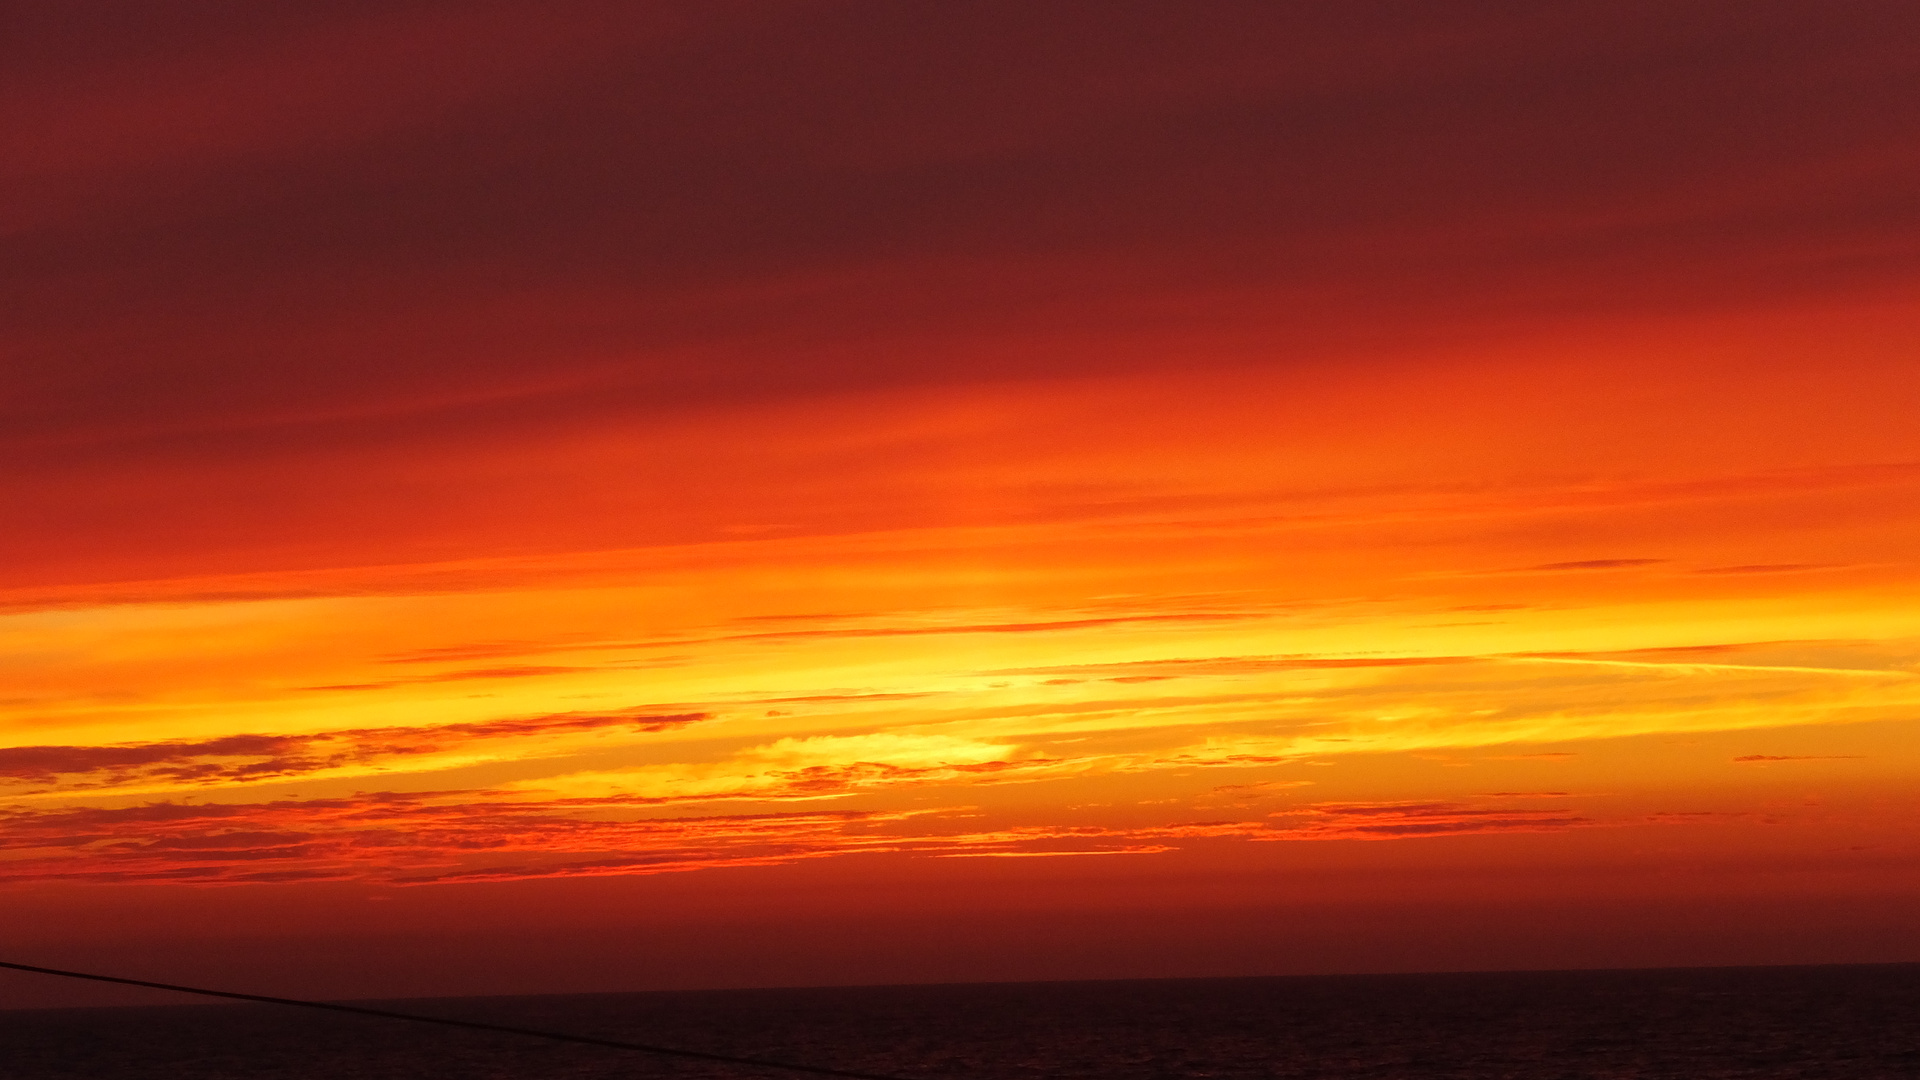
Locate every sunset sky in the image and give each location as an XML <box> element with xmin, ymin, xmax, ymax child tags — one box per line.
<box><xmin>4</xmin><ymin>1</ymin><xmax>1919</xmax><ymax>1007</ymax></box>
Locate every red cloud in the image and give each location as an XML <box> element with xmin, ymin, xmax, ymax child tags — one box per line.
<box><xmin>1522</xmin><ymin>559</ymin><xmax>1666</xmax><ymax>572</ymax></box>
<box><xmin>0</xmin><ymin>790</ymin><xmax>1599</xmax><ymax>887</ymax></box>
<box><xmin>0</xmin><ymin>710</ymin><xmax>706</xmax><ymax>790</ymax></box>
<box><xmin>6</xmin><ymin>3</ymin><xmax>1919</xmax><ymax>584</ymax></box>
<box><xmin>1262</xmin><ymin>800</ymin><xmax>1590</xmax><ymax>840</ymax></box>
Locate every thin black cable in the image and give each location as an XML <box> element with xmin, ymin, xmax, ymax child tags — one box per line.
<box><xmin>0</xmin><ymin>959</ymin><xmax>917</xmax><ymax>1080</ymax></box>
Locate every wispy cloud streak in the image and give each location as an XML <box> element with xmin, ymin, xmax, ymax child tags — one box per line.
<box><xmin>0</xmin><ymin>710</ymin><xmax>705</xmax><ymax>790</ymax></box>
<box><xmin>0</xmin><ymin>792</ymin><xmax>1594</xmax><ymax>886</ymax></box>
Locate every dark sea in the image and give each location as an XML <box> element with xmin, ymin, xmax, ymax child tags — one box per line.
<box><xmin>4</xmin><ymin>965</ymin><xmax>1917</xmax><ymax>1079</ymax></box>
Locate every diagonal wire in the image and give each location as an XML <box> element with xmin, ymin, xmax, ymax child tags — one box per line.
<box><xmin>0</xmin><ymin>959</ymin><xmax>920</xmax><ymax>1080</ymax></box>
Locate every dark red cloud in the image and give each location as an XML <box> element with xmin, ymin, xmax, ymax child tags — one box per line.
<box><xmin>5</xmin><ymin>1</ymin><xmax>1917</xmax><ymax>584</ymax></box>
<box><xmin>0</xmin><ymin>709</ymin><xmax>705</xmax><ymax>789</ymax></box>
<box><xmin>1271</xmin><ymin>801</ymin><xmax>1589</xmax><ymax>838</ymax></box>
<box><xmin>8</xmin><ymin>1</ymin><xmax>1918</xmax><ymax>450</ymax></box>
<box><xmin>0</xmin><ymin>790</ymin><xmax>1595</xmax><ymax>886</ymax></box>
<box><xmin>0</xmin><ymin>794</ymin><xmax>927</xmax><ymax>885</ymax></box>
<box><xmin>1524</xmin><ymin>559</ymin><xmax>1667</xmax><ymax>572</ymax></box>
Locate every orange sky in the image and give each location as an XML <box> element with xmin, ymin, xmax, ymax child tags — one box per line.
<box><xmin>4</xmin><ymin>1</ymin><xmax>1919</xmax><ymax>1006</ymax></box>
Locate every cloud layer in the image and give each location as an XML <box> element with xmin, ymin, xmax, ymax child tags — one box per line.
<box><xmin>0</xmin><ymin>788</ymin><xmax>1604</xmax><ymax>886</ymax></box>
<box><xmin>2</xmin><ymin>4</ymin><xmax>1918</xmax><ymax>971</ymax></box>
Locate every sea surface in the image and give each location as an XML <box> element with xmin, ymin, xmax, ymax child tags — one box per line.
<box><xmin>4</xmin><ymin>965</ymin><xmax>1918</xmax><ymax>1079</ymax></box>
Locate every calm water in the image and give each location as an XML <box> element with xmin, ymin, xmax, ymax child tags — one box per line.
<box><xmin>4</xmin><ymin>965</ymin><xmax>1917</xmax><ymax>1079</ymax></box>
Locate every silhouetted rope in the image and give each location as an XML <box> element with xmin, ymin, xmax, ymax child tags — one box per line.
<box><xmin>0</xmin><ymin>959</ymin><xmax>919</xmax><ymax>1080</ymax></box>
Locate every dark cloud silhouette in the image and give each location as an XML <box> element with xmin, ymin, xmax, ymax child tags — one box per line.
<box><xmin>0</xmin><ymin>709</ymin><xmax>706</xmax><ymax>788</ymax></box>
<box><xmin>0</xmin><ymin>788</ymin><xmax>1598</xmax><ymax>885</ymax></box>
<box><xmin>7</xmin><ymin>1</ymin><xmax>1918</xmax><ymax>455</ymax></box>
<box><xmin>1268</xmin><ymin>800</ymin><xmax>1589</xmax><ymax>838</ymax></box>
<box><xmin>5</xmin><ymin>2</ymin><xmax>1918</xmax><ymax>587</ymax></box>
<box><xmin>1525</xmin><ymin>559</ymin><xmax>1667</xmax><ymax>572</ymax></box>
